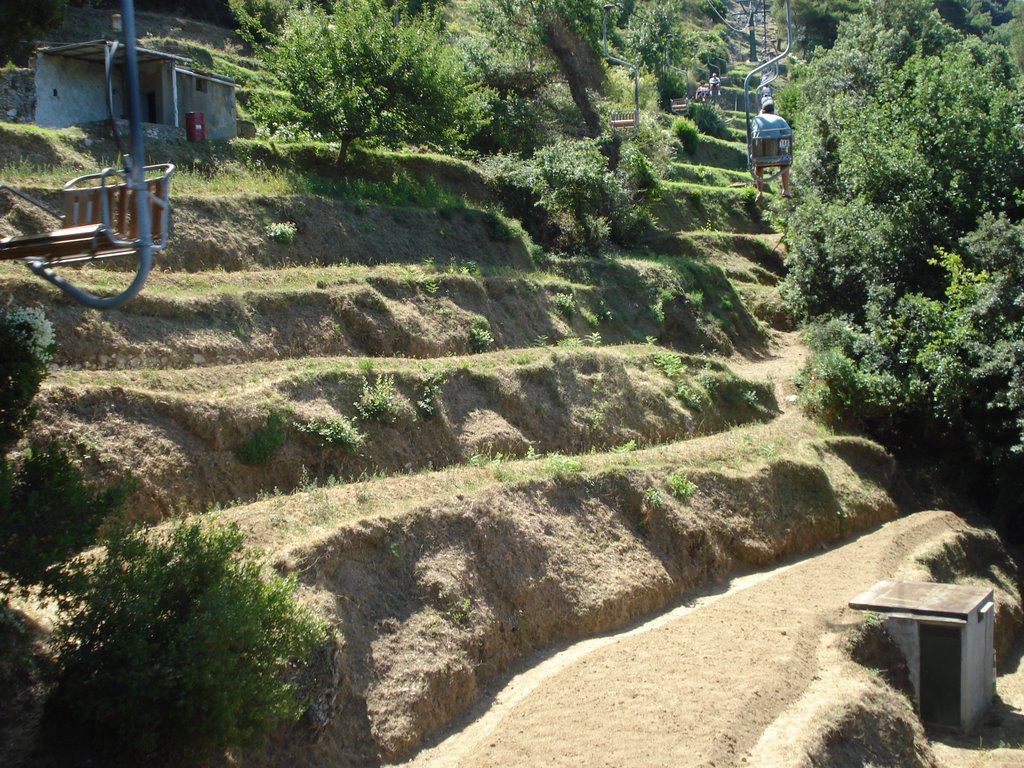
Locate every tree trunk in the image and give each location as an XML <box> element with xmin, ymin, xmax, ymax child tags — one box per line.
<box><xmin>543</xmin><ymin>17</ymin><xmax>603</xmax><ymax>137</ymax></box>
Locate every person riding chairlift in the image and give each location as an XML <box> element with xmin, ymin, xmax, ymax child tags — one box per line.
<box><xmin>751</xmin><ymin>100</ymin><xmax>792</xmax><ymax>203</ymax></box>
<box><xmin>709</xmin><ymin>71</ymin><xmax>721</xmax><ymax>98</ymax></box>
<box><xmin>695</xmin><ymin>81</ymin><xmax>711</xmax><ymax>102</ymax></box>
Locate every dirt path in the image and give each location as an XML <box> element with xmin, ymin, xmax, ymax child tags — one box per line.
<box><xmin>397</xmin><ymin>510</ymin><xmax>962</xmax><ymax>767</ymax></box>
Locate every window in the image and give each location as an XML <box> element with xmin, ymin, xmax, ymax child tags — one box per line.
<box><xmin>195</xmin><ymin>78</ymin><xmax>207</xmax><ymax>93</ymax></box>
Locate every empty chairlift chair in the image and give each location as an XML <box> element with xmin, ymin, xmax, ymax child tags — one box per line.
<box><xmin>603</xmin><ymin>4</ymin><xmax>640</xmax><ymax>131</ymax></box>
<box><xmin>0</xmin><ymin>0</ymin><xmax>173</xmax><ymax>309</ymax></box>
<box><xmin>1</xmin><ymin>164</ymin><xmax>174</xmax><ymax>267</ymax></box>
<box><xmin>663</xmin><ymin>37</ymin><xmax>689</xmax><ymax>115</ymax></box>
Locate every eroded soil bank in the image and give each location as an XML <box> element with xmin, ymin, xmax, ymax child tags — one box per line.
<box><xmin>226</xmin><ymin>431</ymin><xmax>902</xmax><ymax>767</ymax></box>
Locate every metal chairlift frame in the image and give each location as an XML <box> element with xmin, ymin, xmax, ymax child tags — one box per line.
<box><xmin>0</xmin><ymin>0</ymin><xmax>170</xmax><ymax>309</ymax></box>
<box><xmin>602</xmin><ymin>3</ymin><xmax>640</xmax><ymax>131</ymax></box>
<box><xmin>704</xmin><ymin>0</ymin><xmax>760</xmax><ymax>36</ymax></box>
<box><xmin>743</xmin><ymin>0</ymin><xmax>792</xmax><ymax>183</ymax></box>
<box><xmin>663</xmin><ymin>36</ymin><xmax>689</xmax><ymax>115</ymax></box>
<box><xmin>758</xmin><ymin>62</ymin><xmax>779</xmax><ymax>93</ymax></box>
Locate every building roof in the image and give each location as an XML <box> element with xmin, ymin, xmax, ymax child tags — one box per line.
<box><xmin>849</xmin><ymin>579</ymin><xmax>993</xmax><ymax>622</ymax></box>
<box><xmin>39</xmin><ymin>40</ymin><xmax>236</xmax><ymax>88</ymax></box>
<box><xmin>40</xmin><ymin>40</ymin><xmax>191</xmax><ymax>65</ymax></box>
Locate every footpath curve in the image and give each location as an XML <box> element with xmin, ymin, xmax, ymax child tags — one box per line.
<box><xmin>399</xmin><ymin>509</ymin><xmax>964</xmax><ymax>767</ymax></box>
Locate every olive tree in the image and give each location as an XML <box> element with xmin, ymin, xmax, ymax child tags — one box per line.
<box><xmin>257</xmin><ymin>1</ymin><xmax>481</xmax><ymax>162</ymax></box>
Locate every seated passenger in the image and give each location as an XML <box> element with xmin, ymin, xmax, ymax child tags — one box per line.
<box><xmin>709</xmin><ymin>72</ymin><xmax>721</xmax><ymax>97</ymax></box>
<box><xmin>750</xmin><ymin>100</ymin><xmax>792</xmax><ymax>202</ymax></box>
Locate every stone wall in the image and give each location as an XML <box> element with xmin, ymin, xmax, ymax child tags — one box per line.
<box><xmin>0</xmin><ymin>69</ymin><xmax>36</xmax><ymax>123</ymax></box>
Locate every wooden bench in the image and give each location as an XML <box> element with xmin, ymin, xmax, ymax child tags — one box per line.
<box><xmin>610</xmin><ymin>110</ymin><xmax>639</xmax><ymax>130</ymax></box>
<box><xmin>0</xmin><ymin>164</ymin><xmax>174</xmax><ymax>266</ymax></box>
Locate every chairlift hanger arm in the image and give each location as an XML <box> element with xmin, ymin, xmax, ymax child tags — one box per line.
<box><xmin>705</xmin><ymin>0</ymin><xmax>759</xmax><ymax>35</ymax></box>
<box><xmin>0</xmin><ymin>0</ymin><xmax>160</xmax><ymax>310</ymax></box>
<box><xmin>602</xmin><ymin>4</ymin><xmax>639</xmax><ymax>126</ymax></box>
<box><xmin>744</xmin><ymin>0</ymin><xmax>792</xmax><ymax>178</ymax></box>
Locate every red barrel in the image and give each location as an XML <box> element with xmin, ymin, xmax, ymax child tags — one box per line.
<box><xmin>185</xmin><ymin>111</ymin><xmax>205</xmax><ymax>142</ymax></box>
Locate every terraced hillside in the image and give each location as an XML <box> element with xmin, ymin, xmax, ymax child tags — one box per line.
<box><xmin>2</xmin><ymin>31</ymin><xmax>1019</xmax><ymax>768</ymax></box>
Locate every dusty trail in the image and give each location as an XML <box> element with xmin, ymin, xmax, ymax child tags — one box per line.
<box><xmin>398</xmin><ymin>510</ymin><xmax>962</xmax><ymax>767</ymax></box>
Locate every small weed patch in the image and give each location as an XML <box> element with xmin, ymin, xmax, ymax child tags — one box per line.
<box><xmin>296</xmin><ymin>416</ymin><xmax>363</xmax><ymax>452</ymax></box>
<box><xmin>666</xmin><ymin>471</ymin><xmax>698</xmax><ymax>500</ymax></box>
<box><xmin>236</xmin><ymin>411</ymin><xmax>287</xmax><ymax>465</ymax></box>
<box><xmin>266</xmin><ymin>221</ymin><xmax>297</xmax><ymax>243</ymax></box>
<box><xmin>356</xmin><ymin>375</ymin><xmax>399</xmax><ymax>423</ymax></box>
<box><xmin>468</xmin><ymin>318</ymin><xmax>494</xmax><ymax>352</ymax></box>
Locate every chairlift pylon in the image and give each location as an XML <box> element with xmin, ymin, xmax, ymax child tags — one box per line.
<box><xmin>602</xmin><ymin>3</ymin><xmax>640</xmax><ymax>131</ymax></box>
<box><xmin>0</xmin><ymin>0</ymin><xmax>174</xmax><ymax>310</ymax></box>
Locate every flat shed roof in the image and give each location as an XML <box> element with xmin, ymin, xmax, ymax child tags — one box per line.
<box><xmin>40</xmin><ymin>40</ymin><xmax>191</xmax><ymax>65</ymax></box>
<box><xmin>849</xmin><ymin>579</ymin><xmax>993</xmax><ymax>621</ymax></box>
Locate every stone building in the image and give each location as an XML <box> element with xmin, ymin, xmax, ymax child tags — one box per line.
<box><xmin>1</xmin><ymin>39</ymin><xmax>237</xmax><ymax>140</ymax></box>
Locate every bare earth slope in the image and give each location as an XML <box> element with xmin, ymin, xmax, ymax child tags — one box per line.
<box><xmin>399</xmin><ymin>511</ymin><xmax>969</xmax><ymax>768</ymax></box>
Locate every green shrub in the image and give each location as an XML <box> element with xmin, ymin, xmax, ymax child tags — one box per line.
<box><xmin>416</xmin><ymin>371</ymin><xmax>447</xmax><ymax>418</ymax></box>
<box><xmin>235</xmin><ymin>411</ymin><xmax>288</xmax><ymax>465</ymax></box>
<box><xmin>468</xmin><ymin>317</ymin><xmax>494</xmax><ymax>352</ymax></box>
<box><xmin>0</xmin><ymin>306</ymin><xmax>54</xmax><ymax>453</ymax></box>
<box><xmin>228</xmin><ymin>0</ymin><xmax>296</xmax><ymax>45</ymax></box>
<box><xmin>543</xmin><ymin>452</ymin><xmax>584</xmax><ymax>479</ymax></box>
<box><xmin>0</xmin><ymin>444</ymin><xmax>130</xmax><ymax>592</ymax></box>
<box><xmin>619</xmin><ymin>143</ymin><xmax>659</xmax><ymax>201</ymax></box>
<box><xmin>796</xmin><ymin>347</ymin><xmax>899</xmax><ymax>430</ymax></box>
<box><xmin>296</xmin><ymin>416</ymin><xmax>363</xmax><ymax>452</ymax></box>
<box><xmin>47</xmin><ymin>519</ymin><xmax>326</xmax><ymax>765</ymax></box>
<box><xmin>687</xmin><ymin>102</ymin><xmax>728</xmax><ymax>139</ymax></box>
<box><xmin>483</xmin><ymin>136</ymin><xmax>655</xmax><ymax>253</ymax></box>
<box><xmin>265</xmin><ymin>221</ymin><xmax>297</xmax><ymax>243</ymax></box>
<box><xmin>356</xmin><ymin>374</ymin><xmax>399</xmax><ymax>422</ymax></box>
<box><xmin>666</xmin><ymin>471</ymin><xmax>698</xmax><ymax>500</ymax></box>
<box><xmin>672</xmin><ymin>118</ymin><xmax>699</xmax><ymax>155</ymax></box>
<box><xmin>552</xmin><ymin>291</ymin><xmax>576</xmax><ymax>316</ymax></box>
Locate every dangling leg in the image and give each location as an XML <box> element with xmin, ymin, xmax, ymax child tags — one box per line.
<box><xmin>755</xmin><ymin>167</ymin><xmax>765</xmax><ymax>204</ymax></box>
<box><xmin>780</xmin><ymin>167</ymin><xmax>792</xmax><ymax>198</ymax></box>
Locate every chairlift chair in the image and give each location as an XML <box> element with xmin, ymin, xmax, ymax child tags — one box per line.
<box><xmin>0</xmin><ymin>0</ymin><xmax>173</xmax><ymax>310</ymax></box>
<box><xmin>743</xmin><ymin>0</ymin><xmax>792</xmax><ymax>183</ymax></box>
<box><xmin>602</xmin><ymin>4</ymin><xmax>640</xmax><ymax>131</ymax></box>
<box><xmin>663</xmin><ymin>37</ymin><xmax>689</xmax><ymax>115</ymax></box>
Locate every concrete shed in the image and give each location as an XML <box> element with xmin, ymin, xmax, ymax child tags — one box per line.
<box><xmin>849</xmin><ymin>579</ymin><xmax>995</xmax><ymax>732</ymax></box>
<box><xmin>31</xmin><ymin>40</ymin><xmax>237</xmax><ymax>139</ymax></box>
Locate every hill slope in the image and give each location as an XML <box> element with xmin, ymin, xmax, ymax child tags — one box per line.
<box><xmin>1</xmin><ymin>11</ymin><xmax>1021</xmax><ymax>768</ymax></box>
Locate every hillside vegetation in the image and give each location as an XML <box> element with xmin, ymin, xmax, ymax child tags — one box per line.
<box><xmin>1</xmin><ymin>2</ymin><xmax>1023</xmax><ymax>767</ymax></box>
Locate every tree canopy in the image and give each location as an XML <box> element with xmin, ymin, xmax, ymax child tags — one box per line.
<box><xmin>256</xmin><ymin>1</ymin><xmax>480</xmax><ymax>161</ymax></box>
<box><xmin>780</xmin><ymin>0</ymin><xmax>1024</xmax><ymax>534</ymax></box>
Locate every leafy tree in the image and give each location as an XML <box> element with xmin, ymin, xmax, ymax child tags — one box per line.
<box><xmin>781</xmin><ymin>0</ymin><xmax>1024</xmax><ymax>535</ymax></box>
<box><xmin>460</xmin><ymin>36</ymin><xmax>554</xmax><ymax>154</ymax></box>
<box><xmin>0</xmin><ymin>444</ymin><xmax>130</xmax><ymax>592</ymax></box>
<box><xmin>257</xmin><ymin>1</ymin><xmax>481</xmax><ymax>162</ymax></box>
<box><xmin>774</xmin><ymin>0</ymin><xmax>861</xmax><ymax>57</ymax></box>
<box><xmin>0</xmin><ymin>307</ymin><xmax>128</xmax><ymax>592</ymax></box>
<box><xmin>228</xmin><ymin>0</ymin><xmax>298</xmax><ymax>45</ymax></box>
<box><xmin>0</xmin><ymin>0</ymin><xmax>66</xmax><ymax>65</ymax></box>
<box><xmin>0</xmin><ymin>307</ymin><xmax>53</xmax><ymax>455</ymax></box>
<box><xmin>46</xmin><ymin>519</ymin><xmax>326</xmax><ymax>765</ymax></box>
<box><xmin>474</xmin><ymin>0</ymin><xmax>605</xmax><ymax>134</ymax></box>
